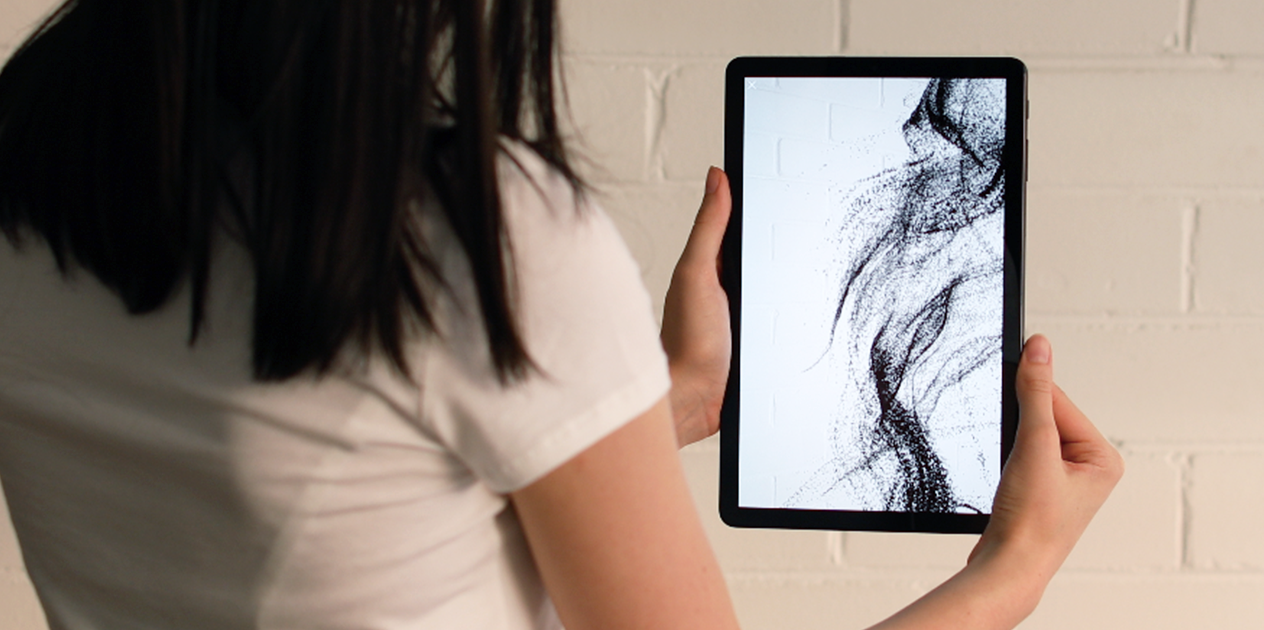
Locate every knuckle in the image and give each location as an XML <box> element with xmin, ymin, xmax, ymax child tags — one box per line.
<box><xmin>1016</xmin><ymin>369</ymin><xmax>1054</xmax><ymax>397</ymax></box>
<box><xmin>1107</xmin><ymin>449</ymin><xmax>1126</xmax><ymax>481</ymax></box>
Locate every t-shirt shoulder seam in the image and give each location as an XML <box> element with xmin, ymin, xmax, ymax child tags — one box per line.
<box><xmin>487</xmin><ymin>366</ymin><xmax>670</xmax><ymax>494</ymax></box>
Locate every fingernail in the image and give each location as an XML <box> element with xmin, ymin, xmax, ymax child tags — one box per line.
<box><xmin>1024</xmin><ymin>337</ymin><xmax>1050</xmax><ymax>364</ymax></box>
<box><xmin>705</xmin><ymin>166</ymin><xmax>721</xmax><ymax>194</ymax></box>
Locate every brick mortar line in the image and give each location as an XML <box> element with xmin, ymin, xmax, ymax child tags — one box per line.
<box><xmin>1025</xmin><ymin>314</ymin><xmax>1264</xmax><ymax>326</ymax></box>
<box><xmin>721</xmin><ymin>568</ymin><xmax>1264</xmax><ymax>584</ymax></box>
<box><xmin>562</xmin><ymin>54</ymin><xmax>732</xmax><ymax>65</ymax></box>
<box><xmin>1176</xmin><ymin>0</ymin><xmax>1196</xmax><ymax>54</ymax></box>
<box><xmin>561</xmin><ymin>53</ymin><xmax>1264</xmax><ymax>73</ymax></box>
<box><xmin>1178</xmin><ymin>453</ymin><xmax>1194</xmax><ymax>569</ymax></box>
<box><xmin>1117</xmin><ymin>442</ymin><xmax>1264</xmax><ymax>454</ymax></box>
<box><xmin>1026</xmin><ymin>185</ymin><xmax>1264</xmax><ymax>196</ymax></box>
<box><xmin>1181</xmin><ymin>204</ymin><xmax>1201</xmax><ymax>314</ymax></box>
<box><xmin>644</xmin><ymin>66</ymin><xmax>677</xmax><ymax>183</ymax></box>
<box><xmin>828</xmin><ymin>531</ymin><xmax>845</xmax><ymax>566</ymax></box>
<box><xmin>834</xmin><ymin>0</ymin><xmax>848</xmax><ymax>54</ymax></box>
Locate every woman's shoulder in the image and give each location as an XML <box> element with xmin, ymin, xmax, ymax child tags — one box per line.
<box><xmin>495</xmin><ymin>141</ymin><xmax>586</xmax><ymax>224</ymax></box>
<box><xmin>490</xmin><ymin>141</ymin><xmax>626</xmax><ymax>279</ymax></box>
<box><xmin>418</xmin><ymin>142</ymin><xmax>669</xmax><ymax>494</ymax></box>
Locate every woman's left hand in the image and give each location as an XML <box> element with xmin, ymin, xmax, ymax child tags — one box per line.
<box><xmin>661</xmin><ymin>166</ymin><xmax>733</xmax><ymax>447</ymax></box>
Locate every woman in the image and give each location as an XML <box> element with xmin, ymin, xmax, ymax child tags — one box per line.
<box><xmin>0</xmin><ymin>1</ymin><xmax>1121</xmax><ymax>628</ymax></box>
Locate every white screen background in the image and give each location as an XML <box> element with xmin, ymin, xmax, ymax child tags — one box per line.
<box><xmin>737</xmin><ymin>77</ymin><xmax>1004</xmax><ymax>514</ymax></box>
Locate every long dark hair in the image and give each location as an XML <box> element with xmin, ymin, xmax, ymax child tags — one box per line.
<box><xmin>0</xmin><ymin>0</ymin><xmax>578</xmax><ymax>382</ymax></box>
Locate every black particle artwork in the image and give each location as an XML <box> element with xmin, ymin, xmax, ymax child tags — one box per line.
<box><xmin>738</xmin><ymin>77</ymin><xmax>1005</xmax><ymax>514</ymax></box>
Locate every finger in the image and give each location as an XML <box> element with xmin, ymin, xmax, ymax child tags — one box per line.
<box><xmin>1014</xmin><ymin>334</ymin><xmax>1056</xmax><ymax>438</ymax></box>
<box><xmin>1050</xmin><ymin>383</ymin><xmax>1121</xmax><ymax>477</ymax></box>
<box><xmin>679</xmin><ymin>167</ymin><xmax>732</xmax><ymax>269</ymax></box>
<box><xmin>1050</xmin><ymin>384</ymin><xmax>1106</xmax><ymax>446</ymax></box>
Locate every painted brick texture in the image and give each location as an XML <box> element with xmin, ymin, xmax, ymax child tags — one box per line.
<box><xmin>559</xmin><ymin>0</ymin><xmax>840</xmax><ymax>56</ymax></box>
<box><xmin>641</xmin><ymin>0</ymin><xmax>1264</xmax><ymax>627</ymax></box>
<box><xmin>4</xmin><ymin>0</ymin><xmax>1264</xmax><ymax>629</ymax></box>
<box><xmin>1</xmin><ymin>4</ymin><xmax>54</xmax><ymax>626</ymax></box>
<box><xmin>846</xmin><ymin>0</ymin><xmax>1183</xmax><ymax>56</ymax></box>
<box><xmin>1194</xmin><ymin>0</ymin><xmax>1264</xmax><ymax>56</ymax></box>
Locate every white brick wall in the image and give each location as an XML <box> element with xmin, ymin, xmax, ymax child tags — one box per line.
<box><xmin>574</xmin><ymin>0</ymin><xmax>1264</xmax><ymax>627</ymax></box>
<box><xmin>558</xmin><ymin>0</ymin><xmax>841</xmax><ymax>56</ymax></box>
<box><xmin>846</xmin><ymin>0</ymin><xmax>1184</xmax><ymax>56</ymax></box>
<box><xmin>0</xmin><ymin>478</ymin><xmax>44</xmax><ymax>629</ymax></box>
<box><xmin>5</xmin><ymin>0</ymin><xmax>1264</xmax><ymax>628</ymax></box>
<box><xmin>1193</xmin><ymin>0</ymin><xmax>1264</xmax><ymax>56</ymax></box>
<box><xmin>1</xmin><ymin>3</ymin><xmax>54</xmax><ymax>626</ymax></box>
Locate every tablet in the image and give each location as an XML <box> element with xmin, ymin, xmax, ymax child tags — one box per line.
<box><xmin>719</xmin><ymin>57</ymin><xmax>1025</xmax><ymax>534</ymax></box>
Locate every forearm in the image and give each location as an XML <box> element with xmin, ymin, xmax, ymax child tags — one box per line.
<box><xmin>867</xmin><ymin>547</ymin><xmax>1050</xmax><ymax>630</ymax></box>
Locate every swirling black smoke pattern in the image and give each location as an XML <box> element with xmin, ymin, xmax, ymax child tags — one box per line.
<box><xmin>787</xmin><ymin>78</ymin><xmax>1005</xmax><ymax>514</ymax></box>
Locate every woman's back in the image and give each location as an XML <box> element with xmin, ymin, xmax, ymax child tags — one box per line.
<box><xmin>0</xmin><ymin>148</ymin><xmax>669</xmax><ymax>629</ymax></box>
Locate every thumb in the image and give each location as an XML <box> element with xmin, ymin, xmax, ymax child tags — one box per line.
<box><xmin>679</xmin><ymin>167</ymin><xmax>731</xmax><ymax>270</ymax></box>
<box><xmin>1014</xmin><ymin>334</ymin><xmax>1056</xmax><ymax>441</ymax></box>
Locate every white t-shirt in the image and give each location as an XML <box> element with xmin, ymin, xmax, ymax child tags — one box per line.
<box><xmin>0</xmin><ymin>147</ymin><xmax>671</xmax><ymax>629</ymax></box>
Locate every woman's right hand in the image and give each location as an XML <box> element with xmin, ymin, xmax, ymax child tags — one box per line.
<box><xmin>868</xmin><ymin>335</ymin><xmax>1124</xmax><ymax>630</ymax></box>
<box><xmin>969</xmin><ymin>334</ymin><xmax>1125</xmax><ymax>582</ymax></box>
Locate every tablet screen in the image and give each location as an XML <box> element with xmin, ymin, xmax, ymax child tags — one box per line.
<box><xmin>720</xmin><ymin>58</ymin><xmax>1025</xmax><ymax>533</ymax></box>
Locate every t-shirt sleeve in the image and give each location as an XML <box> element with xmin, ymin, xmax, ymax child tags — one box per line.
<box><xmin>418</xmin><ymin>147</ymin><xmax>672</xmax><ymax>494</ymax></box>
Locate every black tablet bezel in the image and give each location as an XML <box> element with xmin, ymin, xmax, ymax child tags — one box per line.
<box><xmin>719</xmin><ymin>57</ymin><xmax>1026</xmax><ymax>534</ymax></box>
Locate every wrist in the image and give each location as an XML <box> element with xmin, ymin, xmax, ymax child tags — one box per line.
<box><xmin>668</xmin><ymin>363</ymin><xmax>726</xmax><ymax>448</ymax></box>
<box><xmin>867</xmin><ymin>540</ymin><xmax>1052</xmax><ymax>630</ymax></box>
<box><xmin>667</xmin><ymin>366</ymin><xmax>702</xmax><ymax>447</ymax></box>
<box><xmin>957</xmin><ymin>539</ymin><xmax>1056</xmax><ymax>624</ymax></box>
